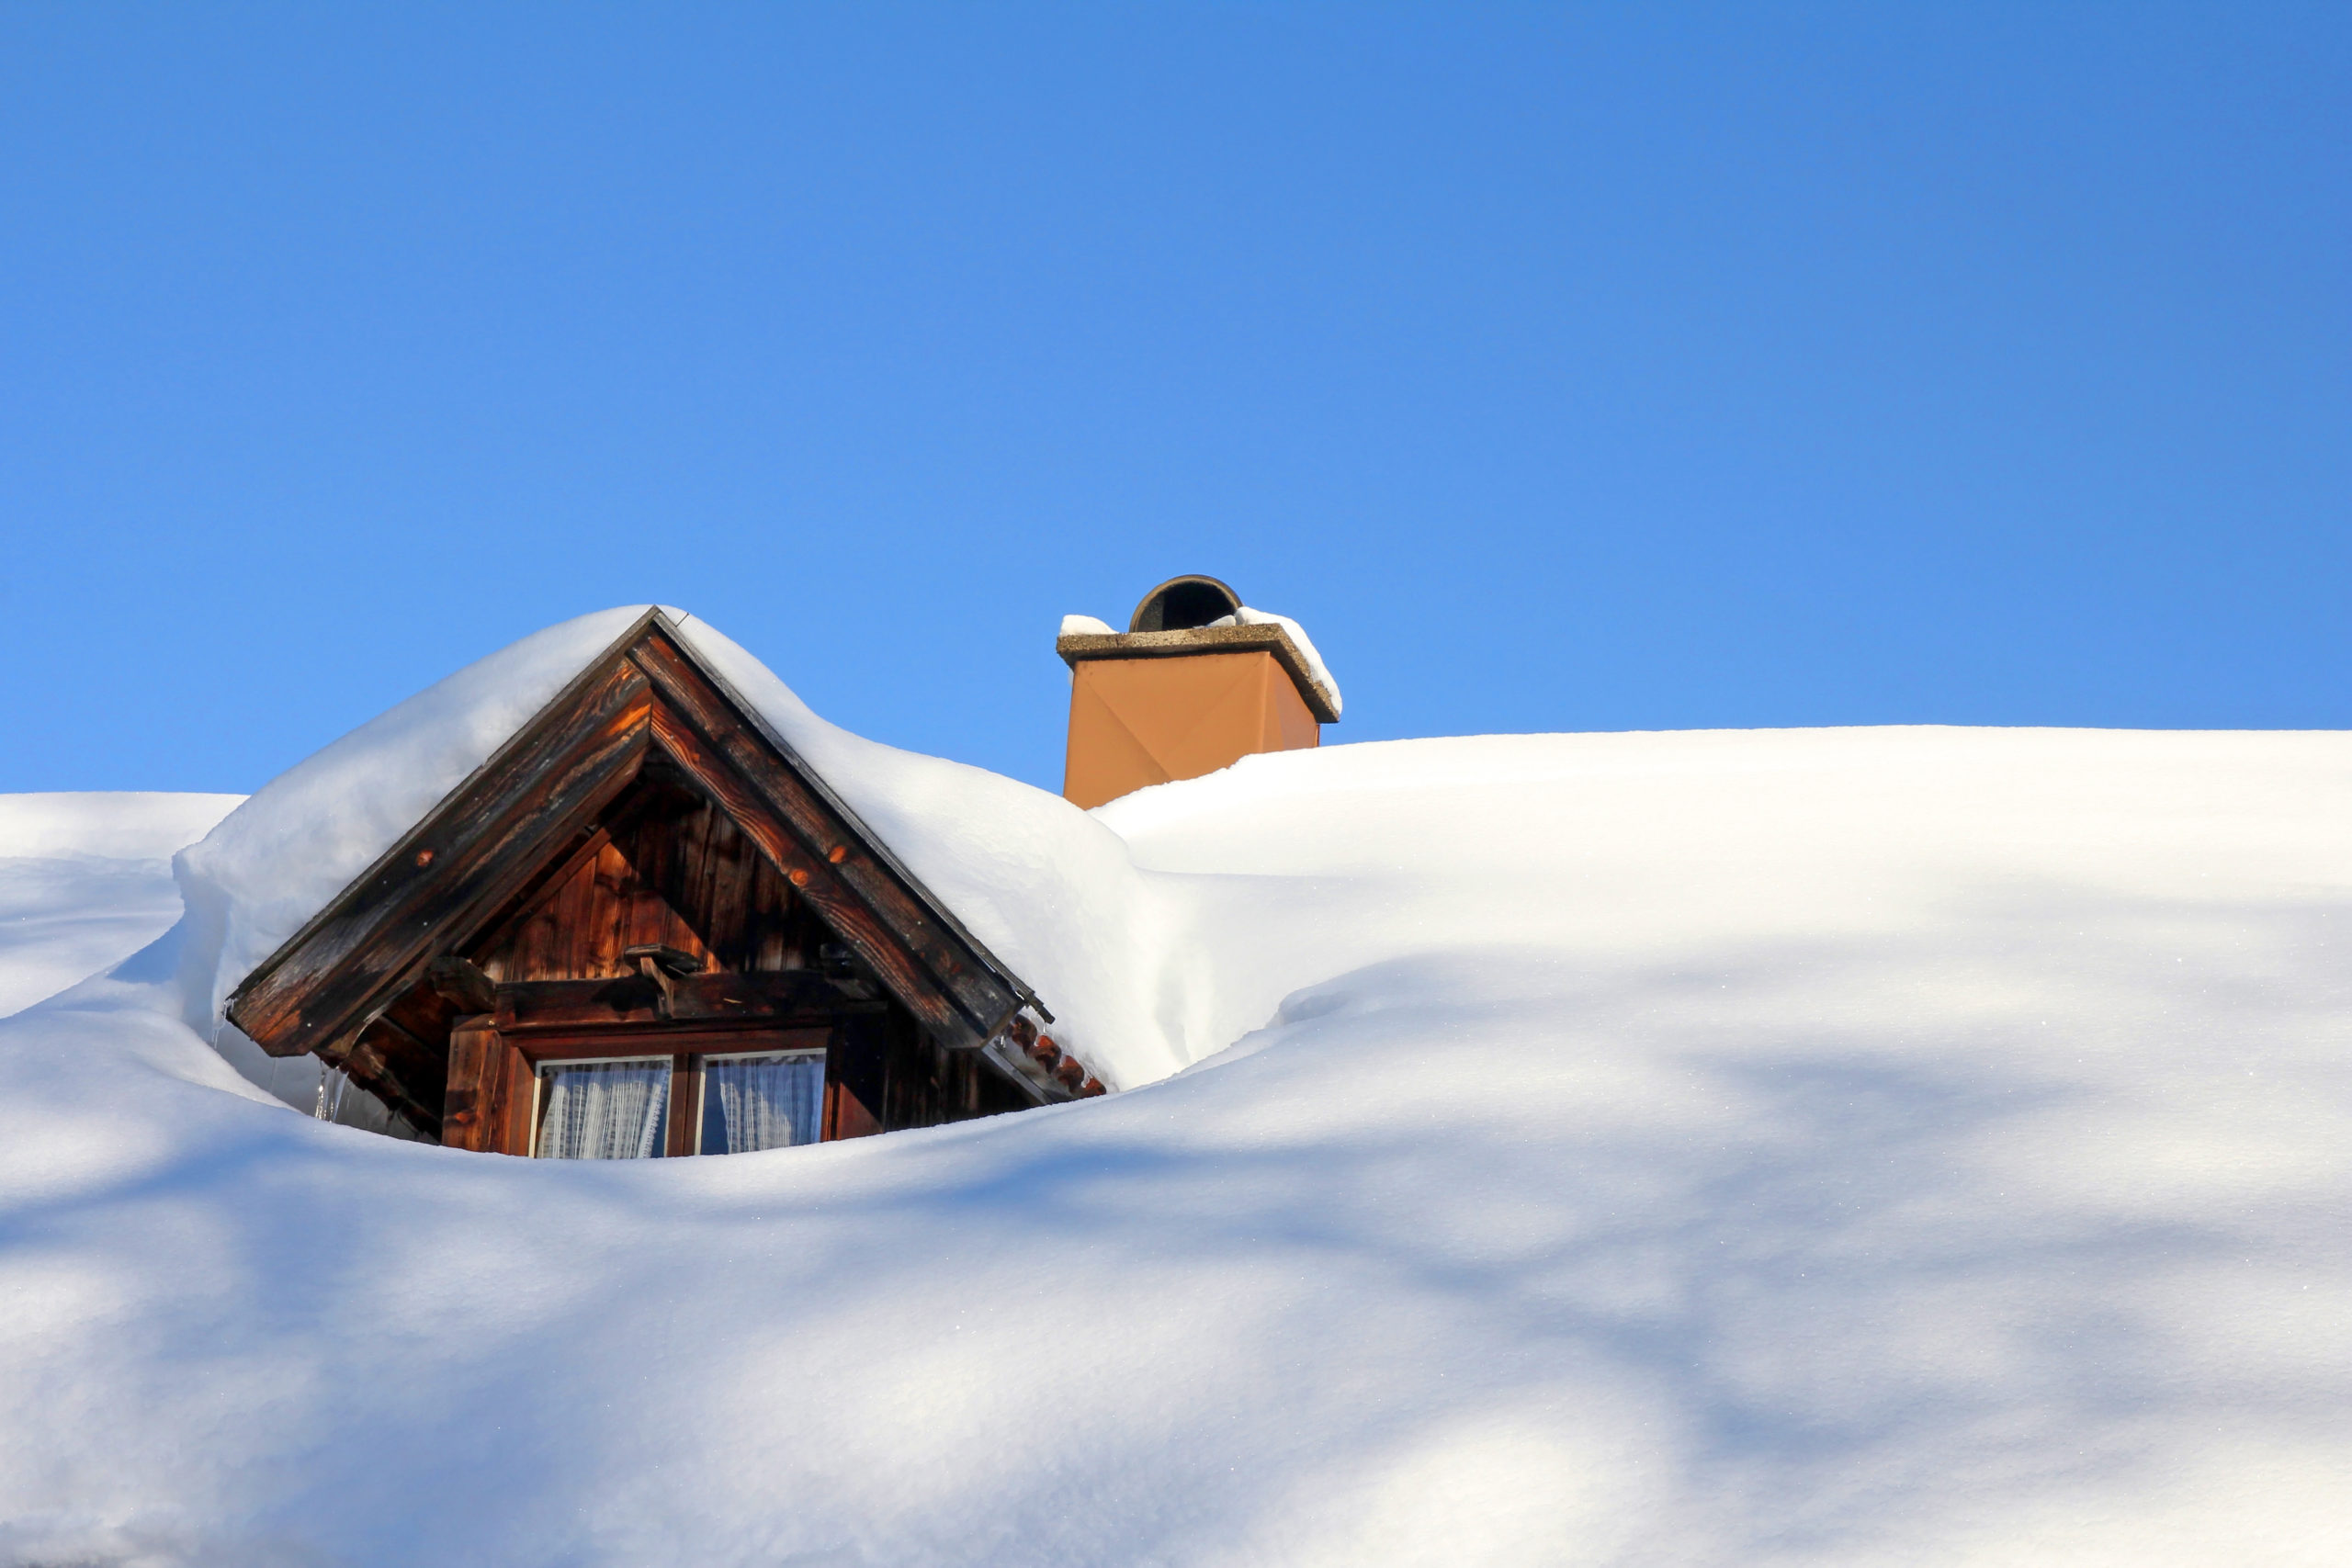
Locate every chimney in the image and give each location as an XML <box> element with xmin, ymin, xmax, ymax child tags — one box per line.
<box><xmin>1057</xmin><ymin>575</ymin><xmax>1340</xmax><ymax>809</ymax></box>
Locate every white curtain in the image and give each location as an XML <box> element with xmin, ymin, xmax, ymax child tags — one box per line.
<box><xmin>707</xmin><ymin>1054</ymin><xmax>825</xmax><ymax>1153</ymax></box>
<box><xmin>537</xmin><ymin>1060</ymin><xmax>670</xmax><ymax>1159</ymax></box>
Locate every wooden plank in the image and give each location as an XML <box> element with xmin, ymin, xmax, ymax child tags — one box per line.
<box><xmin>505</xmin><ymin>854</ymin><xmax>553</xmax><ymax>981</ymax></box>
<box><xmin>339</xmin><ymin>1011</ymin><xmax>445</xmax><ymax>1133</ymax></box>
<box><xmin>644</xmin><ymin>698</ymin><xmax>989</xmax><ymax>1046</ymax></box>
<box><xmin>630</xmin><ymin>634</ymin><xmax>1022</xmax><ymax>1046</ymax></box>
<box><xmin>747</xmin><ymin>852</ymin><xmax>795</xmax><ymax>973</ymax></box>
<box><xmin>497</xmin><ymin>976</ymin><xmax>663</xmax><ymax>1032</ymax></box>
<box><xmin>427</xmin><ymin>956</ymin><xmax>497</xmax><ymax>1015</ymax></box>
<box><xmin>707</xmin><ymin>807</ymin><xmax>746</xmax><ymax>959</ymax></box>
<box><xmin>666</xmin><ymin>1052</ymin><xmax>699</xmax><ymax>1157</ymax></box>
<box><xmin>620</xmin><ymin>806</ymin><xmax>669</xmax><ymax>956</ymax></box>
<box><xmin>622</xmin><ymin>942</ymin><xmax>702</xmax><ymax>978</ymax></box>
<box><xmin>708</xmin><ymin>813</ymin><xmax>760</xmax><ymax>971</ymax></box>
<box><xmin>665</xmin><ymin>968</ymin><xmax>842</xmax><ymax>1019</ymax></box>
<box><xmin>227</xmin><ymin>654</ymin><xmax>655</xmax><ymax>1056</ymax></box>
<box><xmin>494</xmin><ymin>1039</ymin><xmax>537</xmax><ymax>1156</ymax></box>
<box><xmin>469</xmin><ymin>811</ymin><xmax>635</xmax><ymax>983</ymax></box>
<box><xmin>442</xmin><ymin>1015</ymin><xmax>500</xmax><ymax>1152</ymax></box>
<box><xmin>494</xmin><ymin>971</ymin><xmax>869</xmax><ymax>1032</ymax></box>
<box><xmin>382</xmin><ymin>978</ymin><xmax>459</xmax><ymax>1055</ymax></box>
<box><xmin>509</xmin><ymin>1025</ymin><xmax>828</xmax><ymax>1062</ymax></box>
<box><xmin>825</xmin><ymin>1020</ymin><xmax>885</xmax><ymax>1141</ymax></box>
<box><xmin>951</xmin><ymin>1049</ymin><xmax>984</xmax><ymax>1119</ymax></box>
<box><xmin>582</xmin><ymin>836</ymin><xmax>625</xmax><ymax>978</ymax></box>
<box><xmin>340</xmin><ymin>1036</ymin><xmax>430</xmax><ymax>1133</ymax></box>
<box><xmin>697</xmin><ymin>810</ymin><xmax>742</xmax><ymax>968</ymax></box>
<box><xmin>667</xmin><ymin>797</ymin><xmax>720</xmax><ymax>961</ymax></box>
<box><xmin>884</xmin><ymin>1009</ymin><xmax>936</xmax><ymax>1131</ymax></box>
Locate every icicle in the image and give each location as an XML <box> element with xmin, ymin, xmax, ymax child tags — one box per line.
<box><xmin>314</xmin><ymin>1066</ymin><xmax>349</xmax><ymax>1122</ymax></box>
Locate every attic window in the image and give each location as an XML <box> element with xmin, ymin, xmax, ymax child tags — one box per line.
<box><xmin>532</xmin><ymin>1046</ymin><xmax>827</xmax><ymax>1159</ymax></box>
<box><xmin>537</xmin><ymin>1057</ymin><xmax>670</xmax><ymax>1159</ymax></box>
<box><xmin>700</xmin><ymin>1049</ymin><xmax>825</xmax><ymax>1155</ymax></box>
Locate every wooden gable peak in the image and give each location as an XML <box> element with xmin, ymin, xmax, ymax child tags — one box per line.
<box><xmin>225</xmin><ymin>611</ymin><xmax>1078</xmax><ymax>1097</ymax></box>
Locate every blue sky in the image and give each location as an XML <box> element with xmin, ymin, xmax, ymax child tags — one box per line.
<box><xmin>4</xmin><ymin>5</ymin><xmax>2345</xmax><ymax>795</ymax></box>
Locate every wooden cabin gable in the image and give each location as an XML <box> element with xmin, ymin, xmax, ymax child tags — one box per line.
<box><xmin>223</xmin><ymin>613</ymin><xmax>1100</xmax><ymax>1153</ymax></box>
<box><xmin>469</xmin><ymin>767</ymin><xmax>818</xmax><ymax>987</ymax></box>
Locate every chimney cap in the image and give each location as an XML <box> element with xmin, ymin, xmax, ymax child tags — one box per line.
<box><xmin>1057</xmin><ymin>616</ymin><xmax>1340</xmax><ymax>725</ymax></box>
<box><xmin>1129</xmin><ymin>575</ymin><xmax>1242</xmax><ymax>634</ymax></box>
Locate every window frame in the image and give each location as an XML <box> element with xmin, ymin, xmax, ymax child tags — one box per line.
<box><xmin>531</xmin><ymin>1054</ymin><xmax>676</xmax><ymax>1161</ymax></box>
<box><xmin>512</xmin><ymin>1025</ymin><xmax>834</xmax><ymax>1158</ymax></box>
<box><xmin>695</xmin><ymin>1046</ymin><xmax>828</xmax><ymax>1156</ymax></box>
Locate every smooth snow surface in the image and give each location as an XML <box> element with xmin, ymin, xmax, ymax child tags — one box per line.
<box><xmin>0</xmin><ymin>793</ymin><xmax>242</xmax><ymax>1018</ymax></box>
<box><xmin>0</xmin><ymin>624</ymin><xmax>2346</xmax><ymax>1565</ymax></box>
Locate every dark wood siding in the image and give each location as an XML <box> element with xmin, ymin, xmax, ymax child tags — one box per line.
<box><xmin>469</xmin><ymin>781</ymin><xmax>821</xmax><ymax>986</ymax></box>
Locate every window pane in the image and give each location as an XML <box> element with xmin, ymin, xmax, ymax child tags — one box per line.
<box><xmin>701</xmin><ymin>1054</ymin><xmax>825</xmax><ymax>1154</ymax></box>
<box><xmin>537</xmin><ymin>1059</ymin><xmax>670</xmax><ymax>1159</ymax></box>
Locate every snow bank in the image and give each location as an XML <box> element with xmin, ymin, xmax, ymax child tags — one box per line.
<box><xmin>0</xmin><ymin>793</ymin><xmax>241</xmax><ymax>1018</ymax></box>
<box><xmin>3</xmin><ymin>686</ymin><xmax>2349</xmax><ymax>1562</ymax></box>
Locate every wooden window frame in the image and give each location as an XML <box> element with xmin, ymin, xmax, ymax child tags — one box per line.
<box><xmin>528</xmin><ymin>1053</ymin><xmax>682</xmax><ymax>1161</ymax></box>
<box><xmin>476</xmin><ymin>1023</ymin><xmax>833</xmax><ymax>1157</ymax></box>
<box><xmin>689</xmin><ymin>1045</ymin><xmax>828</xmax><ymax>1157</ymax></box>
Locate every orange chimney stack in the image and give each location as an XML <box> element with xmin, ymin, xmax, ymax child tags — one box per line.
<box><xmin>1057</xmin><ymin>576</ymin><xmax>1340</xmax><ymax>809</ymax></box>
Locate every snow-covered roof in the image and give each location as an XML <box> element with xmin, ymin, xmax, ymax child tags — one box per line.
<box><xmin>174</xmin><ymin>606</ymin><xmax>1184</xmax><ymax>1088</ymax></box>
<box><xmin>5</xmin><ymin>718</ymin><xmax>2351</xmax><ymax>1561</ymax></box>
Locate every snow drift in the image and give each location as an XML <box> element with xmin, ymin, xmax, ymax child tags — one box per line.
<box><xmin>0</xmin><ymin>793</ymin><xmax>241</xmax><ymax>1020</ymax></box>
<box><xmin>0</xmin><ymin>611</ymin><xmax>2346</xmax><ymax>1567</ymax></box>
